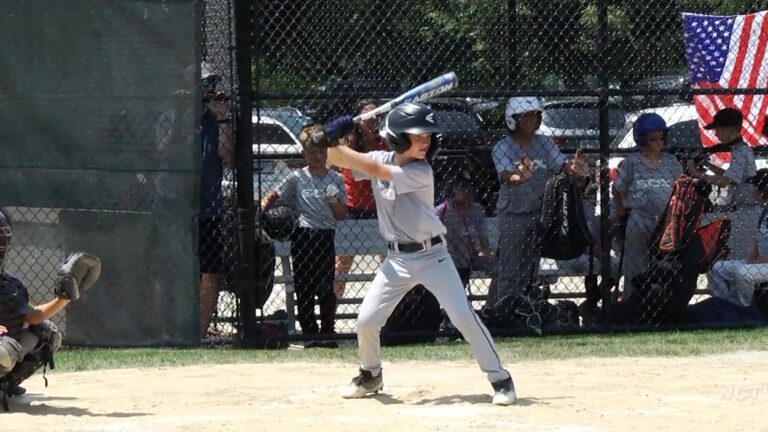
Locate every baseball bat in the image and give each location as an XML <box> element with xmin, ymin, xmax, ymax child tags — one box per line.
<box><xmin>312</xmin><ymin>72</ymin><xmax>459</xmax><ymax>144</ymax></box>
<box><xmin>353</xmin><ymin>72</ymin><xmax>459</xmax><ymax>122</ymax></box>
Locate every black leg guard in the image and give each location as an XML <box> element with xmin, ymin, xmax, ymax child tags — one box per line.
<box><xmin>0</xmin><ymin>336</ymin><xmax>23</xmax><ymax>412</ymax></box>
<box><xmin>6</xmin><ymin>321</ymin><xmax>61</xmax><ymax>391</ymax></box>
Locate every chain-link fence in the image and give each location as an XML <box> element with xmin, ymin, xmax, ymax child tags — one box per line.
<box><xmin>252</xmin><ymin>0</ymin><xmax>768</xmax><ymax>345</ymax></box>
<box><xmin>3</xmin><ymin>1</ymin><xmax>768</xmax><ymax>349</ymax></box>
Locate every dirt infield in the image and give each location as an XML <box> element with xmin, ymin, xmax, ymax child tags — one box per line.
<box><xmin>5</xmin><ymin>351</ymin><xmax>767</xmax><ymax>432</ymax></box>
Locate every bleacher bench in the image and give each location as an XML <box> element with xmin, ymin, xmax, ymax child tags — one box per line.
<box><xmin>270</xmin><ymin>218</ymin><xmax>623</xmax><ymax>329</ymax></box>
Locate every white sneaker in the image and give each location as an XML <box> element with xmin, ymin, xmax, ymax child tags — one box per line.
<box><xmin>341</xmin><ymin>368</ymin><xmax>383</xmax><ymax>398</ymax></box>
<box><xmin>491</xmin><ymin>378</ymin><xmax>516</xmax><ymax>406</ymax></box>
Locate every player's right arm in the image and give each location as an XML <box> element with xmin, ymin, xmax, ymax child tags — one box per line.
<box><xmin>328</xmin><ymin>146</ymin><xmax>393</xmax><ymax>182</ymax></box>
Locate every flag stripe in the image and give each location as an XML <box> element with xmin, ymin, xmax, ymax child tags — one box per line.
<box><xmin>741</xmin><ymin>15</ymin><xmax>768</xmax><ymax>143</ymax></box>
<box><xmin>726</xmin><ymin>14</ymin><xmax>752</xmax><ymax>89</ymax></box>
<box><xmin>685</xmin><ymin>11</ymin><xmax>768</xmax><ymax>148</ymax></box>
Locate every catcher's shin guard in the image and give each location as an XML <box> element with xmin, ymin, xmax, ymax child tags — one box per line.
<box><xmin>0</xmin><ymin>336</ymin><xmax>23</xmax><ymax>412</ymax></box>
<box><xmin>7</xmin><ymin>321</ymin><xmax>62</xmax><ymax>390</ymax></box>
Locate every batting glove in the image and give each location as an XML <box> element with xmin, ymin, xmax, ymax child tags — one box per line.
<box><xmin>322</xmin><ymin>115</ymin><xmax>354</xmax><ymax>143</ymax></box>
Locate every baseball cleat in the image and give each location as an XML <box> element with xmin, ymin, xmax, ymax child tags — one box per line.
<box><xmin>491</xmin><ymin>377</ymin><xmax>516</xmax><ymax>406</ymax></box>
<box><xmin>341</xmin><ymin>368</ymin><xmax>383</xmax><ymax>398</ymax></box>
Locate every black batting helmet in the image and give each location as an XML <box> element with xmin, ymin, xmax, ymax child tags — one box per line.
<box><xmin>261</xmin><ymin>206</ymin><xmax>297</xmax><ymax>242</ymax></box>
<box><xmin>381</xmin><ymin>102</ymin><xmax>441</xmax><ymax>154</ymax></box>
<box><xmin>0</xmin><ymin>208</ymin><xmax>11</xmax><ymax>275</ymax></box>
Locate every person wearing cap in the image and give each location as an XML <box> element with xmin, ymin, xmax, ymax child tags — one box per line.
<box><xmin>705</xmin><ymin>168</ymin><xmax>768</xmax><ymax>307</ymax></box>
<box><xmin>688</xmin><ymin>107</ymin><xmax>758</xmax><ymax>260</ymax></box>
<box><xmin>491</xmin><ymin>96</ymin><xmax>589</xmax><ymax>302</ymax></box>
<box><xmin>435</xmin><ymin>176</ymin><xmax>494</xmax><ymax>291</ymax></box>
<box><xmin>612</xmin><ymin>113</ymin><xmax>683</xmax><ymax>298</ymax></box>
<box><xmin>197</xmin><ymin>62</ymin><xmax>234</xmax><ymax>338</ymax></box>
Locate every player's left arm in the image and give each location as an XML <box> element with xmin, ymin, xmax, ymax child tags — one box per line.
<box><xmin>24</xmin><ymin>298</ymin><xmax>70</xmax><ymax>326</ymax></box>
<box><xmin>25</xmin><ymin>252</ymin><xmax>104</xmax><ymax>325</ymax></box>
<box><xmin>328</xmin><ymin>146</ymin><xmax>394</xmax><ymax>182</ymax></box>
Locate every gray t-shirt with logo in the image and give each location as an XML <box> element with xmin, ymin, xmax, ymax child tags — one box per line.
<box><xmin>613</xmin><ymin>152</ymin><xmax>683</xmax><ymax>219</ymax></box>
<box><xmin>492</xmin><ymin>135</ymin><xmax>565</xmax><ymax>214</ymax></box>
<box><xmin>354</xmin><ymin>151</ymin><xmax>446</xmax><ymax>243</ymax></box>
<box><xmin>277</xmin><ymin>167</ymin><xmax>347</xmax><ymax>230</ymax></box>
<box><xmin>724</xmin><ymin>142</ymin><xmax>757</xmax><ymax>206</ymax></box>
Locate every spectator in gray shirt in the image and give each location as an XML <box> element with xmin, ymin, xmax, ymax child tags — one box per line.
<box><xmin>613</xmin><ymin>113</ymin><xmax>683</xmax><ymax>298</ymax></box>
<box><xmin>260</xmin><ymin>125</ymin><xmax>348</xmax><ymax>346</ymax></box>
<box><xmin>491</xmin><ymin>96</ymin><xmax>588</xmax><ymax>301</ymax></box>
<box><xmin>688</xmin><ymin>108</ymin><xmax>758</xmax><ymax>260</ymax></box>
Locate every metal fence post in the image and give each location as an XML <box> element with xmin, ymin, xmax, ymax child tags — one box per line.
<box><xmin>597</xmin><ymin>0</ymin><xmax>612</xmax><ymax>321</ymax></box>
<box><xmin>233</xmin><ymin>0</ymin><xmax>257</xmax><ymax>345</ymax></box>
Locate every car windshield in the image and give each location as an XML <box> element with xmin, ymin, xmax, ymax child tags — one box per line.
<box><xmin>253</xmin><ymin>123</ymin><xmax>295</xmax><ymax>145</ymax></box>
<box><xmin>666</xmin><ymin>120</ymin><xmax>701</xmax><ymax>149</ymax></box>
<box><xmin>257</xmin><ymin>111</ymin><xmax>310</xmax><ymax>137</ymax></box>
<box><xmin>543</xmin><ymin>107</ymin><xmax>626</xmax><ymax>130</ymax></box>
<box><xmin>434</xmin><ymin>110</ymin><xmax>480</xmax><ymax>136</ymax></box>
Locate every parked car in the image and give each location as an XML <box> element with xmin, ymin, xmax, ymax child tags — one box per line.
<box><xmin>302</xmin><ymin>79</ymin><xmax>402</xmax><ymax>122</ymax></box>
<box><xmin>537</xmin><ymin>97</ymin><xmax>628</xmax><ymax>151</ymax></box>
<box><xmin>426</xmin><ymin>98</ymin><xmax>499</xmax><ymax>214</ymax></box>
<box><xmin>221</xmin><ymin>111</ymin><xmax>310</xmax><ymax>203</ymax></box>
<box><xmin>620</xmin><ymin>75</ymin><xmax>692</xmax><ymax>112</ymax></box>
<box><xmin>481</xmin><ymin>97</ymin><xmax>628</xmax><ymax>151</ymax></box>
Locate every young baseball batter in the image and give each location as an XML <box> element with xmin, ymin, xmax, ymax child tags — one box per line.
<box><xmin>612</xmin><ymin>113</ymin><xmax>683</xmax><ymax>298</ymax></box>
<box><xmin>319</xmin><ymin>102</ymin><xmax>515</xmax><ymax>406</ymax></box>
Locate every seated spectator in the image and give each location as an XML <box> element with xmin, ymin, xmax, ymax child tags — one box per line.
<box><xmin>435</xmin><ymin>176</ymin><xmax>495</xmax><ymax>291</ymax></box>
<box><xmin>707</xmin><ymin>168</ymin><xmax>768</xmax><ymax>307</ymax></box>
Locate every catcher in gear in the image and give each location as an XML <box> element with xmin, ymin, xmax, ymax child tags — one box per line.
<box><xmin>0</xmin><ymin>207</ymin><xmax>102</xmax><ymax>411</ymax></box>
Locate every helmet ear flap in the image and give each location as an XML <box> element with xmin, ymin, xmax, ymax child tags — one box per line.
<box><xmin>505</xmin><ymin>112</ymin><xmax>517</xmax><ymax>132</ymax></box>
<box><xmin>381</xmin><ymin>118</ymin><xmax>411</xmax><ymax>153</ymax></box>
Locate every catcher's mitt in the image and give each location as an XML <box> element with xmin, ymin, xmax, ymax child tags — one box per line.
<box><xmin>54</xmin><ymin>253</ymin><xmax>102</xmax><ymax>301</ymax></box>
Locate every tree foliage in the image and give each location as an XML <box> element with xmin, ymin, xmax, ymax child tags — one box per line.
<box><xmin>257</xmin><ymin>0</ymin><xmax>765</xmax><ymax>93</ymax></box>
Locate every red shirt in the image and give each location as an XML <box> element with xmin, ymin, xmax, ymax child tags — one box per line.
<box><xmin>342</xmin><ymin>137</ymin><xmax>387</xmax><ymax>211</ymax></box>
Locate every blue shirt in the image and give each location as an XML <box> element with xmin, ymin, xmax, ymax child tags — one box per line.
<box><xmin>200</xmin><ymin>109</ymin><xmax>224</xmax><ymax>217</ymax></box>
<box><xmin>0</xmin><ymin>273</ymin><xmax>33</xmax><ymax>342</ymax></box>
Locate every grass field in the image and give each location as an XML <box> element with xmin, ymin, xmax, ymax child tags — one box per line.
<box><xmin>56</xmin><ymin>327</ymin><xmax>768</xmax><ymax>371</ymax></box>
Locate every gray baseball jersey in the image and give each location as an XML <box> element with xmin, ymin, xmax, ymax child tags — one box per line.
<box><xmin>724</xmin><ymin>142</ymin><xmax>757</xmax><ymax>206</ymax></box>
<box><xmin>613</xmin><ymin>152</ymin><xmax>683</xmax><ymax>219</ymax></box>
<box><xmin>492</xmin><ymin>135</ymin><xmax>565</xmax><ymax>214</ymax></box>
<box><xmin>352</xmin><ymin>150</ymin><xmax>510</xmax><ymax>385</ymax></box>
<box><xmin>276</xmin><ymin>167</ymin><xmax>347</xmax><ymax>230</ymax></box>
<box><xmin>353</xmin><ymin>151</ymin><xmax>446</xmax><ymax>242</ymax></box>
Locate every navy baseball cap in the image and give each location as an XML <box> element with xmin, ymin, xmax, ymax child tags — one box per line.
<box><xmin>704</xmin><ymin>108</ymin><xmax>743</xmax><ymax>130</ymax></box>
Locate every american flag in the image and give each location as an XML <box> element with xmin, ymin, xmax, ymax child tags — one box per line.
<box><xmin>683</xmin><ymin>11</ymin><xmax>768</xmax><ymax>148</ymax></box>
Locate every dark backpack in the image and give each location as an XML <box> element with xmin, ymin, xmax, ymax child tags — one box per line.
<box><xmin>539</xmin><ymin>172</ymin><xmax>592</xmax><ymax>260</ymax></box>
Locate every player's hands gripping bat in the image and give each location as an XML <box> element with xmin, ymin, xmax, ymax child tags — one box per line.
<box><xmin>313</xmin><ymin>72</ymin><xmax>459</xmax><ymax>146</ymax></box>
<box><xmin>54</xmin><ymin>252</ymin><xmax>103</xmax><ymax>301</ymax></box>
